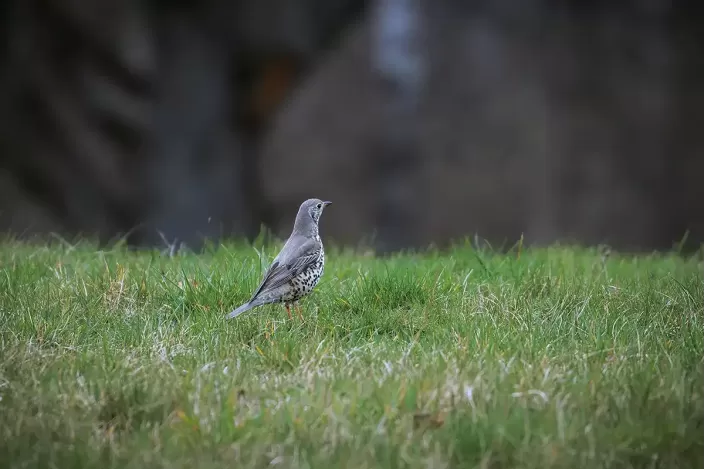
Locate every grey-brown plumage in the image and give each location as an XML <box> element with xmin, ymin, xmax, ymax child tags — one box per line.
<box><xmin>226</xmin><ymin>198</ymin><xmax>332</xmax><ymax>320</ymax></box>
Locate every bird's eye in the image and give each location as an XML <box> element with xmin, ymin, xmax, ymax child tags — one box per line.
<box><xmin>316</xmin><ymin>203</ymin><xmax>321</xmax><ymax>209</ymax></box>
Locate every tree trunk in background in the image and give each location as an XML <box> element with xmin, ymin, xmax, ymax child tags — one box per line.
<box><xmin>141</xmin><ymin>9</ymin><xmax>252</xmax><ymax>249</ymax></box>
<box><xmin>370</xmin><ymin>0</ymin><xmax>426</xmax><ymax>254</ymax></box>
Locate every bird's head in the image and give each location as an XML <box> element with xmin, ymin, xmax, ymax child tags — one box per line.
<box><xmin>294</xmin><ymin>198</ymin><xmax>332</xmax><ymax>235</ymax></box>
<box><xmin>306</xmin><ymin>198</ymin><xmax>332</xmax><ymax>224</ymax></box>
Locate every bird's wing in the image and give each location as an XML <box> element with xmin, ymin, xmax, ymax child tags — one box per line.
<box><xmin>250</xmin><ymin>237</ymin><xmax>320</xmax><ymax>300</ymax></box>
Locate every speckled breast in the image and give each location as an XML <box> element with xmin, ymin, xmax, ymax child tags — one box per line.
<box><xmin>285</xmin><ymin>249</ymin><xmax>325</xmax><ymax>302</ymax></box>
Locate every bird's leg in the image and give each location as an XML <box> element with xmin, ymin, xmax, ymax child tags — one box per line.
<box><xmin>295</xmin><ymin>302</ymin><xmax>304</xmax><ymax>321</ymax></box>
<box><xmin>285</xmin><ymin>303</ymin><xmax>293</xmax><ymax>320</ymax></box>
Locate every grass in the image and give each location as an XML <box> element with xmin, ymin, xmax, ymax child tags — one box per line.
<box><xmin>0</xmin><ymin>238</ymin><xmax>702</xmax><ymax>468</ymax></box>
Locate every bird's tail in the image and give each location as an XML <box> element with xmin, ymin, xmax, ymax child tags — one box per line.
<box><xmin>226</xmin><ymin>302</ymin><xmax>255</xmax><ymax>319</ymax></box>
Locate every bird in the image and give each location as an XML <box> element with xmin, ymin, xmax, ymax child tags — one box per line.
<box><xmin>226</xmin><ymin>198</ymin><xmax>332</xmax><ymax>321</ymax></box>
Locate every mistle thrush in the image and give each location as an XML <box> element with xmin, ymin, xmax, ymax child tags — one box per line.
<box><xmin>226</xmin><ymin>198</ymin><xmax>332</xmax><ymax>320</ymax></box>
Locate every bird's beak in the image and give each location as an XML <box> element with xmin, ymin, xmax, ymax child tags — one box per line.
<box><xmin>323</xmin><ymin>201</ymin><xmax>332</xmax><ymax>207</ymax></box>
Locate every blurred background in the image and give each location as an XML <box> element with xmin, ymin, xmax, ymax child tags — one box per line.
<box><xmin>0</xmin><ymin>0</ymin><xmax>701</xmax><ymax>253</ymax></box>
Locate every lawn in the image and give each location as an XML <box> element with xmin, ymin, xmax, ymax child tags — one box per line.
<box><xmin>0</xmin><ymin>239</ymin><xmax>702</xmax><ymax>468</ymax></box>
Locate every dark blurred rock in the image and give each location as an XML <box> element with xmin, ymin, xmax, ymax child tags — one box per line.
<box><xmin>259</xmin><ymin>0</ymin><xmax>702</xmax><ymax>252</ymax></box>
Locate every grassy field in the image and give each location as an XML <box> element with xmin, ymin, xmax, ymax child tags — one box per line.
<box><xmin>0</xmin><ymin>238</ymin><xmax>702</xmax><ymax>468</ymax></box>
